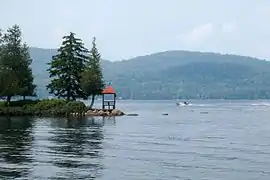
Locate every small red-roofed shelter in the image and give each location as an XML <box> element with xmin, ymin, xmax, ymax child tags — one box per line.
<box><xmin>102</xmin><ymin>86</ymin><xmax>116</xmax><ymax>94</ymax></box>
<box><xmin>101</xmin><ymin>85</ymin><xmax>116</xmax><ymax>110</ymax></box>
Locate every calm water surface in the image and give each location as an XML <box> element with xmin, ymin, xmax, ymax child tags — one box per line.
<box><xmin>1</xmin><ymin>100</ymin><xmax>270</xmax><ymax>179</ymax></box>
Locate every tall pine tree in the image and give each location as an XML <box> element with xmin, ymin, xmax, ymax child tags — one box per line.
<box><xmin>0</xmin><ymin>25</ymin><xmax>36</xmax><ymax>103</ymax></box>
<box><xmin>0</xmin><ymin>29</ymin><xmax>2</xmax><ymax>44</ymax></box>
<box><xmin>81</xmin><ymin>37</ymin><xmax>104</xmax><ymax>108</ymax></box>
<box><xmin>47</xmin><ymin>32</ymin><xmax>89</xmax><ymax>101</ymax></box>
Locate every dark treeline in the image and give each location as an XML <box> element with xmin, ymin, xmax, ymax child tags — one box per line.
<box><xmin>0</xmin><ymin>25</ymin><xmax>104</xmax><ymax>108</ymax></box>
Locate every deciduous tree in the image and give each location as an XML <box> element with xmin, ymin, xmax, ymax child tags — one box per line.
<box><xmin>0</xmin><ymin>25</ymin><xmax>36</xmax><ymax>103</ymax></box>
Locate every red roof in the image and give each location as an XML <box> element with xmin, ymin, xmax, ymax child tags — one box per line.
<box><xmin>102</xmin><ymin>86</ymin><xmax>116</xmax><ymax>94</ymax></box>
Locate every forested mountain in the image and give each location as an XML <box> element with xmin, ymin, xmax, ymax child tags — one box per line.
<box><xmin>29</xmin><ymin>47</ymin><xmax>270</xmax><ymax>99</ymax></box>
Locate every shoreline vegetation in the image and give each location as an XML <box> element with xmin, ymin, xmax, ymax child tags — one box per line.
<box><xmin>0</xmin><ymin>25</ymin><xmax>124</xmax><ymax>117</ymax></box>
<box><xmin>0</xmin><ymin>99</ymin><xmax>125</xmax><ymax>117</ymax></box>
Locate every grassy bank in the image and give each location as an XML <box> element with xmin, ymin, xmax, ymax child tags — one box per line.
<box><xmin>0</xmin><ymin>99</ymin><xmax>87</xmax><ymax>117</ymax></box>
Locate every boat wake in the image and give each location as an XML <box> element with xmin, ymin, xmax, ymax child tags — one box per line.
<box><xmin>176</xmin><ymin>102</ymin><xmax>192</xmax><ymax>106</ymax></box>
<box><xmin>176</xmin><ymin>102</ymin><xmax>216</xmax><ymax>107</ymax></box>
<box><xmin>251</xmin><ymin>103</ymin><xmax>270</xmax><ymax>107</ymax></box>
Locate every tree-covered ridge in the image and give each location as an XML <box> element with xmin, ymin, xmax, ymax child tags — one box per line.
<box><xmin>107</xmin><ymin>52</ymin><xmax>270</xmax><ymax>99</ymax></box>
<box><xmin>29</xmin><ymin>48</ymin><xmax>270</xmax><ymax>100</ymax></box>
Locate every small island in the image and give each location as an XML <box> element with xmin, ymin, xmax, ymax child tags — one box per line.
<box><xmin>0</xmin><ymin>99</ymin><xmax>125</xmax><ymax>117</ymax></box>
<box><xmin>0</xmin><ymin>25</ymin><xmax>125</xmax><ymax>117</ymax></box>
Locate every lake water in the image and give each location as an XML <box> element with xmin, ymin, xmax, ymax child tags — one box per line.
<box><xmin>1</xmin><ymin>100</ymin><xmax>270</xmax><ymax>179</ymax></box>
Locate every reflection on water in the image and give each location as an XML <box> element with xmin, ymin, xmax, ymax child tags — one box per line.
<box><xmin>0</xmin><ymin>116</ymin><xmax>115</xmax><ymax>180</ymax></box>
<box><xmin>2</xmin><ymin>100</ymin><xmax>270</xmax><ymax>179</ymax></box>
<box><xmin>0</xmin><ymin>117</ymin><xmax>34</xmax><ymax>179</ymax></box>
<box><xmin>48</xmin><ymin>117</ymin><xmax>105</xmax><ymax>179</ymax></box>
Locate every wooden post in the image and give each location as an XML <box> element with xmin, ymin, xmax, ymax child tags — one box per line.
<box><xmin>102</xmin><ymin>94</ymin><xmax>104</xmax><ymax>109</ymax></box>
<box><xmin>113</xmin><ymin>94</ymin><xmax>116</xmax><ymax>109</ymax></box>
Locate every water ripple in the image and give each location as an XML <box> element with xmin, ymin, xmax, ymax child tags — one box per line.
<box><xmin>0</xmin><ymin>101</ymin><xmax>270</xmax><ymax>179</ymax></box>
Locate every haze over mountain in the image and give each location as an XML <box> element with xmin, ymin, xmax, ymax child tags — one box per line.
<box><xmin>29</xmin><ymin>47</ymin><xmax>270</xmax><ymax>100</ymax></box>
<box><xmin>2</xmin><ymin>1</ymin><xmax>270</xmax><ymax>61</ymax></box>
<box><xmin>2</xmin><ymin>1</ymin><xmax>270</xmax><ymax>99</ymax></box>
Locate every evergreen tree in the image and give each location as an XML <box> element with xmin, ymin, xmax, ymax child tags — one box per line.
<box><xmin>47</xmin><ymin>32</ymin><xmax>89</xmax><ymax>101</ymax></box>
<box><xmin>0</xmin><ymin>28</ymin><xmax>3</xmax><ymax>66</ymax></box>
<box><xmin>0</xmin><ymin>29</ymin><xmax>3</xmax><ymax>100</ymax></box>
<box><xmin>0</xmin><ymin>29</ymin><xmax>2</xmax><ymax>44</ymax></box>
<box><xmin>0</xmin><ymin>25</ymin><xmax>36</xmax><ymax>103</ymax></box>
<box><xmin>81</xmin><ymin>37</ymin><xmax>105</xmax><ymax>108</ymax></box>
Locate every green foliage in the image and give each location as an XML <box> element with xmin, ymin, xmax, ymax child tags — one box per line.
<box><xmin>64</xmin><ymin>101</ymin><xmax>87</xmax><ymax>113</ymax></box>
<box><xmin>0</xmin><ymin>70</ymin><xmax>21</xmax><ymax>99</ymax></box>
<box><xmin>81</xmin><ymin>37</ymin><xmax>105</xmax><ymax>107</ymax></box>
<box><xmin>0</xmin><ymin>25</ymin><xmax>36</xmax><ymax>102</ymax></box>
<box><xmin>0</xmin><ymin>29</ymin><xmax>2</xmax><ymax>45</ymax></box>
<box><xmin>0</xmin><ymin>99</ymin><xmax>38</xmax><ymax>116</ymax></box>
<box><xmin>47</xmin><ymin>32</ymin><xmax>89</xmax><ymax>101</ymax></box>
<box><xmin>0</xmin><ymin>101</ymin><xmax>5</xmax><ymax>107</ymax></box>
<box><xmin>0</xmin><ymin>99</ymin><xmax>87</xmax><ymax>117</ymax></box>
<box><xmin>20</xmin><ymin>43</ymin><xmax>37</xmax><ymax>98</ymax></box>
<box><xmin>10</xmin><ymin>100</ymin><xmax>37</xmax><ymax>107</ymax></box>
<box><xmin>34</xmin><ymin>99</ymin><xmax>67</xmax><ymax>111</ymax></box>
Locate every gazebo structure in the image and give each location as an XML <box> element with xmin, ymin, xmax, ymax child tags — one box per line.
<box><xmin>101</xmin><ymin>85</ymin><xmax>116</xmax><ymax>110</ymax></box>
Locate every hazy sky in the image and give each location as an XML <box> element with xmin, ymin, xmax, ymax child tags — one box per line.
<box><xmin>1</xmin><ymin>0</ymin><xmax>270</xmax><ymax>61</ymax></box>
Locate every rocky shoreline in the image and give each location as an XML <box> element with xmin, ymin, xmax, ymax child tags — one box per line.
<box><xmin>70</xmin><ymin>109</ymin><xmax>126</xmax><ymax>117</ymax></box>
<box><xmin>70</xmin><ymin>109</ymin><xmax>169</xmax><ymax>117</ymax></box>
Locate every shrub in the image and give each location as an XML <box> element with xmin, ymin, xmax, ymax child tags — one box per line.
<box><xmin>0</xmin><ymin>101</ymin><xmax>5</xmax><ymax>107</ymax></box>
<box><xmin>33</xmin><ymin>99</ymin><xmax>67</xmax><ymax>111</ymax></box>
<box><xmin>0</xmin><ymin>106</ymin><xmax>31</xmax><ymax>116</ymax></box>
<box><xmin>0</xmin><ymin>99</ymin><xmax>87</xmax><ymax>117</ymax></box>
<box><xmin>10</xmin><ymin>100</ymin><xmax>38</xmax><ymax>107</ymax></box>
<box><xmin>64</xmin><ymin>101</ymin><xmax>87</xmax><ymax>113</ymax></box>
<box><xmin>0</xmin><ymin>100</ymin><xmax>38</xmax><ymax>107</ymax></box>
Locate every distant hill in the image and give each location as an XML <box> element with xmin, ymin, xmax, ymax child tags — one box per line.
<box><xmin>28</xmin><ymin>48</ymin><xmax>270</xmax><ymax>100</ymax></box>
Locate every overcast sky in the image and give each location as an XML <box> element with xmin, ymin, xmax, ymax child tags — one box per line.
<box><xmin>1</xmin><ymin>0</ymin><xmax>270</xmax><ymax>61</ymax></box>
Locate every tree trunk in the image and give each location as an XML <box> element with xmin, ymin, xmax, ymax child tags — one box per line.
<box><xmin>89</xmin><ymin>95</ymin><xmax>95</xmax><ymax>109</ymax></box>
<box><xmin>23</xmin><ymin>96</ymin><xmax>26</xmax><ymax>101</ymax></box>
<box><xmin>6</xmin><ymin>96</ymin><xmax>11</xmax><ymax>106</ymax></box>
<box><xmin>67</xmin><ymin>90</ymin><xmax>70</xmax><ymax>101</ymax></box>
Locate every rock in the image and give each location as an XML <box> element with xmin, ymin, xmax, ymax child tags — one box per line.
<box><xmin>126</xmin><ymin>113</ymin><xmax>139</xmax><ymax>116</ymax></box>
<box><xmin>86</xmin><ymin>110</ymin><xmax>94</xmax><ymax>116</ymax></box>
<box><xmin>81</xmin><ymin>109</ymin><xmax>126</xmax><ymax>117</ymax></box>
<box><xmin>200</xmin><ymin>112</ymin><xmax>208</xmax><ymax>114</ymax></box>
<box><xmin>106</xmin><ymin>111</ymin><xmax>110</xmax><ymax>116</ymax></box>
<box><xmin>97</xmin><ymin>110</ymin><xmax>104</xmax><ymax>116</ymax></box>
<box><xmin>111</xmin><ymin>109</ymin><xmax>125</xmax><ymax>116</ymax></box>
